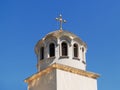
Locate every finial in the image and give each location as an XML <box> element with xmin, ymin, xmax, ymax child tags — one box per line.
<box><xmin>56</xmin><ymin>14</ymin><xmax>66</xmax><ymax>31</ymax></box>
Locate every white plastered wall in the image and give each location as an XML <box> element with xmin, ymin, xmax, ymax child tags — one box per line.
<box><xmin>27</xmin><ymin>69</ymin><xmax>98</xmax><ymax>90</ymax></box>
<box><xmin>57</xmin><ymin>69</ymin><xmax>97</xmax><ymax>90</ymax></box>
<box><xmin>28</xmin><ymin>69</ymin><xmax>56</xmax><ymax>90</ymax></box>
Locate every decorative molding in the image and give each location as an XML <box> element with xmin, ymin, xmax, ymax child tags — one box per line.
<box><xmin>25</xmin><ymin>63</ymin><xmax>99</xmax><ymax>83</ymax></box>
<box><xmin>59</xmin><ymin>56</ymin><xmax>69</xmax><ymax>59</ymax></box>
<box><xmin>73</xmin><ymin>57</ymin><xmax>80</xmax><ymax>60</ymax></box>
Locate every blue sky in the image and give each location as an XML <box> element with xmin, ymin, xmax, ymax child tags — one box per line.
<box><xmin>0</xmin><ymin>0</ymin><xmax>120</xmax><ymax>90</ymax></box>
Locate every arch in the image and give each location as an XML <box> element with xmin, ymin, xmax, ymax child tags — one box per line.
<box><xmin>49</xmin><ymin>43</ymin><xmax>55</xmax><ymax>57</ymax></box>
<box><xmin>73</xmin><ymin>43</ymin><xmax>78</xmax><ymax>57</ymax></box>
<box><xmin>60</xmin><ymin>35</ymin><xmax>72</xmax><ymax>46</ymax></box>
<box><xmin>73</xmin><ymin>38</ymin><xmax>83</xmax><ymax>45</ymax></box>
<box><xmin>61</xmin><ymin>42</ymin><xmax>68</xmax><ymax>56</ymax></box>
<box><xmin>35</xmin><ymin>40</ymin><xmax>45</xmax><ymax>55</ymax></box>
<box><xmin>45</xmin><ymin>37</ymin><xmax>58</xmax><ymax>47</ymax></box>
<box><xmin>40</xmin><ymin>47</ymin><xmax>44</xmax><ymax>60</ymax></box>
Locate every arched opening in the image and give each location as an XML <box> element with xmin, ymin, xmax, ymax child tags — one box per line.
<box><xmin>49</xmin><ymin>43</ymin><xmax>55</xmax><ymax>57</ymax></box>
<box><xmin>40</xmin><ymin>47</ymin><xmax>44</xmax><ymax>60</ymax></box>
<box><xmin>62</xmin><ymin>42</ymin><xmax>68</xmax><ymax>56</ymax></box>
<box><xmin>74</xmin><ymin>44</ymin><xmax>78</xmax><ymax>57</ymax></box>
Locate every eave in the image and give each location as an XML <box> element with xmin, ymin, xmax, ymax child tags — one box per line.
<box><xmin>24</xmin><ymin>63</ymin><xmax>100</xmax><ymax>83</ymax></box>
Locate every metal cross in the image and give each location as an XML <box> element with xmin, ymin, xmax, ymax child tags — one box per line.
<box><xmin>56</xmin><ymin>14</ymin><xmax>66</xmax><ymax>30</ymax></box>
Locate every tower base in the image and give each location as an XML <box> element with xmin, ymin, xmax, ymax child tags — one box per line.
<box><xmin>25</xmin><ymin>63</ymin><xmax>99</xmax><ymax>90</ymax></box>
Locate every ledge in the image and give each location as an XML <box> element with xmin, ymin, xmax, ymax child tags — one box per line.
<box><xmin>59</xmin><ymin>56</ymin><xmax>69</xmax><ymax>59</ymax></box>
<box><xmin>73</xmin><ymin>57</ymin><xmax>80</xmax><ymax>60</ymax></box>
<box><xmin>24</xmin><ymin>63</ymin><xmax>100</xmax><ymax>83</ymax></box>
<box><xmin>39</xmin><ymin>56</ymin><xmax>56</xmax><ymax>62</ymax></box>
<box><xmin>47</xmin><ymin>56</ymin><xmax>56</xmax><ymax>60</ymax></box>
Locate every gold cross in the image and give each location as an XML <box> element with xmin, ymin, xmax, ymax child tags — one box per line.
<box><xmin>56</xmin><ymin>14</ymin><xmax>66</xmax><ymax>30</ymax></box>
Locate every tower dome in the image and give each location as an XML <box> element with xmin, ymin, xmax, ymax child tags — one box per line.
<box><xmin>35</xmin><ymin>30</ymin><xmax>87</xmax><ymax>71</ymax></box>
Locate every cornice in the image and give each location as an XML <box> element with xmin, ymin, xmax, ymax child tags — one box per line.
<box><xmin>24</xmin><ymin>63</ymin><xmax>99</xmax><ymax>83</ymax></box>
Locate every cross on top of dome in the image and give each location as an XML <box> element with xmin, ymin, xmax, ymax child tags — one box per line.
<box><xmin>56</xmin><ymin>14</ymin><xmax>66</xmax><ymax>31</ymax></box>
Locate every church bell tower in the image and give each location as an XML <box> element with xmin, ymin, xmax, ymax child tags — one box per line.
<box><xmin>24</xmin><ymin>15</ymin><xmax>99</xmax><ymax>90</ymax></box>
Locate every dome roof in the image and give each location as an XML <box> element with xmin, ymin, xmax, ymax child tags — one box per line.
<box><xmin>43</xmin><ymin>30</ymin><xmax>78</xmax><ymax>40</ymax></box>
<box><xmin>35</xmin><ymin>30</ymin><xmax>87</xmax><ymax>54</ymax></box>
